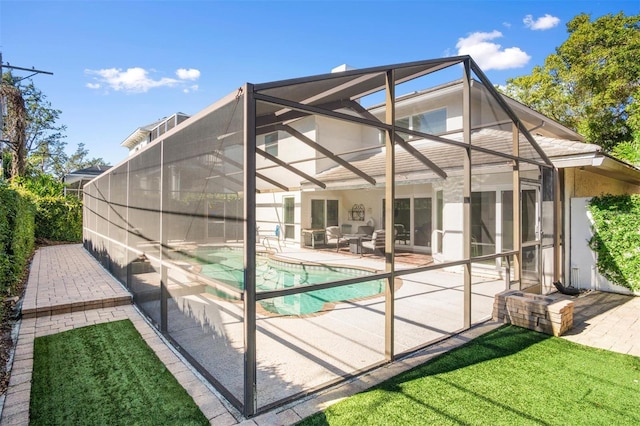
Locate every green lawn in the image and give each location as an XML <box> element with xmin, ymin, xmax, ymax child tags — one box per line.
<box><xmin>298</xmin><ymin>325</ymin><xmax>640</xmax><ymax>425</ymax></box>
<box><xmin>30</xmin><ymin>319</ymin><xmax>208</xmax><ymax>425</ymax></box>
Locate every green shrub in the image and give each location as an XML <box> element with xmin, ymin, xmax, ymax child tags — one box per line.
<box><xmin>33</xmin><ymin>195</ymin><xmax>82</xmax><ymax>242</ymax></box>
<box><xmin>11</xmin><ymin>174</ymin><xmax>64</xmax><ymax>197</ymax></box>
<box><xmin>588</xmin><ymin>194</ymin><xmax>640</xmax><ymax>292</ymax></box>
<box><xmin>0</xmin><ymin>179</ymin><xmax>81</xmax><ymax>300</ymax></box>
<box><xmin>0</xmin><ymin>183</ymin><xmax>36</xmax><ymax>296</ymax></box>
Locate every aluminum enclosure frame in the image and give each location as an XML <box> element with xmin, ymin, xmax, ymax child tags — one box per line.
<box><xmin>83</xmin><ymin>56</ymin><xmax>557</xmax><ymax>418</ymax></box>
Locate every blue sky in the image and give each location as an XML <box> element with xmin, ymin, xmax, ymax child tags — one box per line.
<box><xmin>1</xmin><ymin>0</ymin><xmax>637</xmax><ymax>167</ymax></box>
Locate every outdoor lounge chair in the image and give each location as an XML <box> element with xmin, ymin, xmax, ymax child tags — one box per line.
<box><xmin>325</xmin><ymin>226</ymin><xmax>349</xmax><ymax>252</ymax></box>
<box><xmin>361</xmin><ymin>229</ymin><xmax>385</xmax><ymax>256</ymax></box>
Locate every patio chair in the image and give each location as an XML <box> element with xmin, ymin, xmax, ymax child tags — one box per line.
<box><xmin>394</xmin><ymin>224</ymin><xmax>410</xmax><ymax>244</ymax></box>
<box><xmin>361</xmin><ymin>229</ymin><xmax>385</xmax><ymax>256</ymax></box>
<box><xmin>356</xmin><ymin>225</ymin><xmax>374</xmax><ymax>237</ymax></box>
<box><xmin>325</xmin><ymin>226</ymin><xmax>349</xmax><ymax>252</ymax></box>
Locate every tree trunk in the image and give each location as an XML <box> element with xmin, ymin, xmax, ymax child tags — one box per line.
<box><xmin>0</xmin><ymin>84</ymin><xmax>27</xmax><ymax>178</ymax></box>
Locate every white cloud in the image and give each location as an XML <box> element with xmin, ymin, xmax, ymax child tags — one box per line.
<box><xmin>456</xmin><ymin>30</ymin><xmax>531</xmax><ymax>70</ymax></box>
<box><xmin>183</xmin><ymin>85</ymin><xmax>199</xmax><ymax>94</ymax></box>
<box><xmin>85</xmin><ymin>67</ymin><xmax>201</xmax><ymax>93</ymax></box>
<box><xmin>176</xmin><ymin>68</ymin><xmax>201</xmax><ymax>80</ymax></box>
<box><xmin>523</xmin><ymin>14</ymin><xmax>560</xmax><ymax>30</ymax></box>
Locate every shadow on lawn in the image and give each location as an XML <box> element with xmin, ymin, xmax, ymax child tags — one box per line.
<box><xmin>389</xmin><ymin>325</ymin><xmax>549</xmax><ymax>382</ymax></box>
<box><xmin>297</xmin><ymin>325</ymin><xmax>550</xmax><ymax>426</ymax></box>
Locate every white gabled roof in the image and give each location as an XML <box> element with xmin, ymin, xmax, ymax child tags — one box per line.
<box><xmin>120</xmin><ymin>112</ymin><xmax>191</xmax><ymax>150</ymax></box>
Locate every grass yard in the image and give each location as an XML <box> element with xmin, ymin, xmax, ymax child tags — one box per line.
<box><xmin>30</xmin><ymin>319</ymin><xmax>208</xmax><ymax>425</ymax></box>
<box><xmin>298</xmin><ymin>325</ymin><xmax>640</xmax><ymax>425</ymax></box>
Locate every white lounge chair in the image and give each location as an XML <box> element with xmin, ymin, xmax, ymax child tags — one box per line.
<box><xmin>361</xmin><ymin>229</ymin><xmax>385</xmax><ymax>256</ymax></box>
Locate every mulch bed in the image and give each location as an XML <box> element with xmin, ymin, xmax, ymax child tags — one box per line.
<box><xmin>0</xmin><ymin>264</ymin><xmax>29</xmax><ymax>396</ymax></box>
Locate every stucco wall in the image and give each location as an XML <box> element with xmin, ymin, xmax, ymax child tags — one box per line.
<box><xmin>566</xmin><ymin>168</ymin><xmax>640</xmax><ymax>198</ymax></box>
<box><xmin>256</xmin><ymin>191</ymin><xmax>301</xmax><ymax>240</ymax></box>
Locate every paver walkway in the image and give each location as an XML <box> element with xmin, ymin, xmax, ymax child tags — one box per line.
<box><xmin>1</xmin><ymin>244</ymin><xmax>638</xmax><ymax>425</ymax></box>
<box><xmin>0</xmin><ymin>245</ymin><xmax>239</xmax><ymax>426</ymax></box>
<box><xmin>557</xmin><ymin>291</ymin><xmax>640</xmax><ymax>356</ymax></box>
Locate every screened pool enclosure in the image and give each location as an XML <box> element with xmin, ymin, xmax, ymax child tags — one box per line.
<box><xmin>84</xmin><ymin>56</ymin><xmax>558</xmax><ymax>417</ymax></box>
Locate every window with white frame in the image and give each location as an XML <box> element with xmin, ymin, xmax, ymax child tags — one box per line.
<box><xmin>397</xmin><ymin>108</ymin><xmax>446</xmax><ymax>135</ymax></box>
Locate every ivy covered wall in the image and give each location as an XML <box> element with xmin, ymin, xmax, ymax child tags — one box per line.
<box><xmin>588</xmin><ymin>194</ymin><xmax>640</xmax><ymax>292</ymax></box>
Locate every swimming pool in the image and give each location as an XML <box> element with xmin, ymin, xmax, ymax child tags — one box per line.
<box><xmin>193</xmin><ymin>247</ymin><xmax>386</xmax><ymax>316</ymax></box>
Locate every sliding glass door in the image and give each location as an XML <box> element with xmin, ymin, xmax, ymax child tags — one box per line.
<box><xmin>382</xmin><ymin>197</ymin><xmax>432</xmax><ymax>249</ymax></box>
<box><xmin>414</xmin><ymin>197</ymin><xmax>432</xmax><ymax>248</ymax></box>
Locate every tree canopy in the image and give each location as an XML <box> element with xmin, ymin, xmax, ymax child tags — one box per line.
<box><xmin>502</xmin><ymin>12</ymin><xmax>640</xmax><ymax>157</ymax></box>
<box><xmin>1</xmin><ymin>72</ymin><xmax>105</xmax><ymax>180</ymax></box>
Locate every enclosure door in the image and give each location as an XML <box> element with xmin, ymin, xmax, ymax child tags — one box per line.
<box><xmin>521</xmin><ymin>183</ymin><xmax>541</xmax><ymax>289</ymax></box>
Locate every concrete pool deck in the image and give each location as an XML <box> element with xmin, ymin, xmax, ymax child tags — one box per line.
<box><xmin>1</xmin><ymin>244</ymin><xmax>638</xmax><ymax>425</ymax></box>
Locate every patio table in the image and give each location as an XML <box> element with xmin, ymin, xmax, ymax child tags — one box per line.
<box><xmin>343</xmin><ymin>234</ymin><xmax>369</xmax><ymax>254</ymax></box>
<box><xmin>302</xmin><ymin>228</ymin><xmax>326</xmax><ymax>248</ymax></box>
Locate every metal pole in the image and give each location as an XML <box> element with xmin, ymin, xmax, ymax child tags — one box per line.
<box><xmin>512</xmin><ymin>125</ymin><xmax>522</xmax><ymax>290</ymax></box>
<box><xmin>462</xmin><ymin>59</ymin><xmax>472</xmax><ymax>328</ymax></box>
<box><xmin>160</xmin><ymin>140</ymin><xmax>168</xmax><ymax>333</ymax></box>
<box><xmin>243</xmin><ymin>84</ymin><xmax>257</xmax><ymax>417</ymax></box>
<box><xmin>384</xmin><ymin>69</ymin><xmax>395</xmax><ymax>361</ymax></box>
<box><xmin>554</xmin><ymin>167</ymin><xmax>561</xmax><ymax>283</ymax></box>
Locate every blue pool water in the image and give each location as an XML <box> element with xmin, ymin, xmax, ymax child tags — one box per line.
<box><xmin>194</xmin><ymin>247</ymin><xmax>385</xmax><ymax>315</ymax></box>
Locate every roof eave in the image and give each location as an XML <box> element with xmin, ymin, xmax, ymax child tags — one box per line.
<box><xmin>553</xmin><ymin>153</ymin><xmax>640</xmax><ymax>186</ymax></box>
<box><xmin>120</xmin><ymin>128</ymin><xmax>151</xmax><ymax>149</ymax></box>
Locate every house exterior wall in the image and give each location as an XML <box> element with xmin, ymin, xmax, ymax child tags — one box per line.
<box><xmin>562</xmin><ymin>169</ymin><xmax>640</xmax><ymax>295</ymax></box>
<box><xmin>256</xmin><ymin>190</ymin><xmax>301</xmax><ymax>242</ymax></box>
<box><xmin>257</xmin><ymin>116</ymin><xmax>317</xmax><ymax>182</ymax></box>
<box><xmin>471</xmin><ymin>91</ymin><xmax>510</xmax><ymax>128</ymax></box>
<box><xmin>392</xmin><ymin>90</ymin><xmax>463</xmax><ymax>132</ymax></box>
<box><xmin>435</xmin><ymin>170</ymin><xmax>523</xmax><ymax>264</ymax></box>
<box><xmin>315</xmin><ymin>115</ymin><xmax>379</xmax><ymax>173</ymax></box>
<box><xmin>566</xmin><ymin>168</ymin><xmax>640</xmax><ymax>197</ymax></box>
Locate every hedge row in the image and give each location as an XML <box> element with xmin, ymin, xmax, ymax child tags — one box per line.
<box><xmin>0</xmin><ymin>183</ymin><xmax>36</xmax><ymax>296</ymax></box>
<box><xmin>34</xmin><ymin>196</ymin><xmax>83</xmax><ymax>242</ymax></box>
<box><xmin>588</xmin><ymin>194</ymin><xmax>640</xmax><ymax>292</ymax></box>
<box><xmin>0</xmin><ymin>183</ymin><xmax>83</xmax><ymax>297</ymax></box>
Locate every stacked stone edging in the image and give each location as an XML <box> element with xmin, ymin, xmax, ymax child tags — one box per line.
<box><xmin>493</xmin><ymin>290</ymin><xmax>573</xmax><ymax>336</ymax></box>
